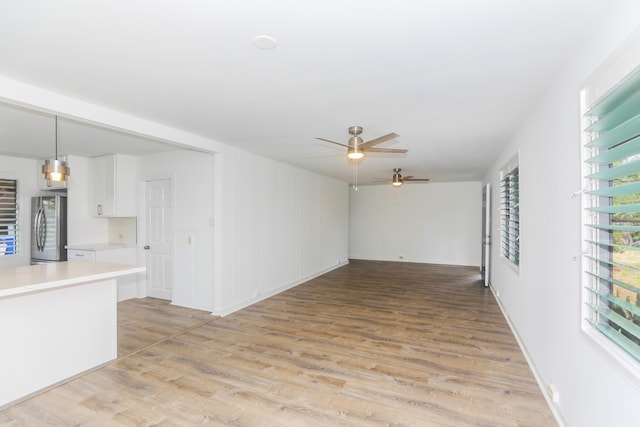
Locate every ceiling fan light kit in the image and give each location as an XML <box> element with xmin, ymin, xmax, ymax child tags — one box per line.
<box><xmin>392</xmin><ymin>169</ymin><xmax>403</xmax><ymax>187</ymax></box>
<box><xmin>315</xmin><ymin>127</ymin><xmax>413</xmax><ymax>188</ymax></box>
<box><xmin>388</xmin><ymin>168</ymin><xmax>429</xmax><ymax>187</ymax></box>
<box><xmin>315</xmin><ymin>125</ymin><xmax>407</xmax><ymax>162</ymax></box>
<box><xmin>347</xmin><ymin>147</ymin><xmax>364</xmax><ymax>160</ymax></box>
<box><xmin>42</xmin><ymin>116</ymin><xmax>70</xmax><ymax>183</ymax></box>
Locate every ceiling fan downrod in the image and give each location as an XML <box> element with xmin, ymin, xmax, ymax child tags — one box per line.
<box><xmin>347</xmin><ymin>126</ymin><xmax>364</xmax><ymax>157</ymax></box>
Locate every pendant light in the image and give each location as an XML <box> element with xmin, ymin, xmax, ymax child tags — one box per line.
<box><xmin>42</xmin><ymin>116</ymin><xmax>70</xmax><ymax>183</ymax></box>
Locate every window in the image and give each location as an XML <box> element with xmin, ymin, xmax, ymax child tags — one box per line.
<box><xmin>582</xmin><ymin>67</ymin><xmax>640</xmax><ymax>364</ymax></box>
<box><xmin>500</xmin><ymin>154</ymin><xmax>519</xmax><ymax>268</ymax></box>
<box><xmin>0</xmin><ymin>178</ymin><xmax>18</xmax><ymax>256</ymax></box>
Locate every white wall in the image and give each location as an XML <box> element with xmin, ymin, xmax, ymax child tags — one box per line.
<box><xmin>484</xmin><ymin>3</ymin><xmax>640</xmax><ymax>426</ymax></box>
<box><xmin>0</xmin><ymin>155</ymin><xmax>38</xmax><ymax>268</ymax></box>
<box><xmin>137</xmin><ymin>150</ymin><xmax>215</xmax><ymax>311</ymax></box>
<box><xmin>137</xmin><ymin>145</ymin><xmax>349</xmax><ymax>316</ymax></box>
<box><xmin>349</xmin><ymin>182</ymin><xmax>481</xmax><ymax>266</ymax></box>
<box><xmin>213</xmin><ymin>145</ymin><xmax>349</xmax><ymax>316</ymax></box>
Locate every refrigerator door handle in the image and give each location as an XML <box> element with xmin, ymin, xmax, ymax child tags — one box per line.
<box><xmin>40</xmin><ymin>208</ymin><xmax>48</xmax><ymax>252</ymax></box>
<box><xmin>35</xmin><ymin>207</ymin><xmax>47</xmax><ymax>252</ymax></box>
<box><xmin>33</xmin><ymin>207</ymin><xmax>41</xmax><ymax>251</ymax></box>
<box><xmin>41</xmin><ymin>208</ymin><xmax>47</xmax><ymax>251</ymax></box>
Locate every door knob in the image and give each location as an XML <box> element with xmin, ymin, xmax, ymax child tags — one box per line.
<box><xmin>144</xmin><ymin>245</ymin><xmax>150</xmax><ymax>250</ymax></box>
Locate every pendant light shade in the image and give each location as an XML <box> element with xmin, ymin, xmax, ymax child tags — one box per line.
<box><xmin>42</xmin><ymin>159</ymin><xmax>70</xmax><ymax>182</ymax></box>
<box><xmin>43</xmin><ymin>116</ymin><xmax>70</xmax><ymax>182</ymax></box>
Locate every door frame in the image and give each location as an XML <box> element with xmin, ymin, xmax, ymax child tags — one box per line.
<box><xmin>481</xmin><ymin>183</ymin><xmax>491</xmax><ymax>287</ymax></box>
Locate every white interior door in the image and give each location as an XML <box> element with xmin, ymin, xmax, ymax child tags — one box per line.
<box><xmin>145</xmin><ymin>179</ymin><xmax>173</xmax><ymax>300</ymax></box>
<box><xmin>481</xmin><ymin>183</ymin><xmax>491</xmax><ymax>287</ymax></box>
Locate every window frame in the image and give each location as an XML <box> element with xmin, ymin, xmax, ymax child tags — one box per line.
<box><xmin>500</xmin><ymin>153</ymin><xmax>520</xmax><ymax>271</ymax></box>
<box><xmin>0</xmin><ymin>177</ymin><xmax>19</xmax><ymax>257</ymax></box>
<box><xmin>581</xmin><ymin>65</ymin><xmax>640</xmax><ymax>379</ymax></box>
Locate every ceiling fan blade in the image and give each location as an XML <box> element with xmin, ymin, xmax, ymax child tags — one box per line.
<box><xmin>367</xmin><ymin>147</ymin><xmax>408</xmax><ymax>154</ymax></box>
<box><xmin>404</xmin><ymin>178</ymin><xmax>430</xmax><ymax>182</ymax></box>
<box><xmin>360</xmin><ymin>132</ymin><xmax>399</xmax><ymax>148</ymax></box>
<box><xmin>315</xmin><ymin>137</ymin><xmax>350</xmax><ymax>148</ymax></box>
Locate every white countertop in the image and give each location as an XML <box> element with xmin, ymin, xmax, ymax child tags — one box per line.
<box><xmin>0</xmin><ymin>261</ymin><xmax>145</xmax><ymax>298</ymax></box>
<box><xmin>66</xmin><ymin>242</ymin><xmax>137</xmax><ymax>251</ymax></box>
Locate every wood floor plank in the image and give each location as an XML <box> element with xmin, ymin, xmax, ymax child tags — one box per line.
<box><xmin>0</xmin><ymin>260</ymin><xmax>557</xmax><ymax>426</ymax></box>
<box><xmin>117</xmin><ymin>297</ymin><xmax>214</xmax><ymax>357</ymax></box>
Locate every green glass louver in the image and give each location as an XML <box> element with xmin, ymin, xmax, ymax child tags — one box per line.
<box><xmin>583</xmin><ymin>66</ymin><xmax>640</xmax><ymax>364</ymax></box>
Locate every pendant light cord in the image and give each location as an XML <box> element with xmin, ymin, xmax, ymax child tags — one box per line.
<box><xmin>55</xmin><ymin>116</ymin><xmax>58</xmax><ymax>160</ymax></box>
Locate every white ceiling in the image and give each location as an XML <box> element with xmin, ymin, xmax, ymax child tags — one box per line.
<box><xmin>0</xmin><ymin>0</ymin><xmax>615</xmax><ymax>184</ymax></box>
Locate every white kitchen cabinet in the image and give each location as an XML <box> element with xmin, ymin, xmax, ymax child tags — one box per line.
<box><xmin>89</xmin><ymin>154</ymin><xmax>136</xmax><ymax>217</ymax></box>
<box><xmin>68</xmin><ymin>246</ymin><xmax>136</xmax><ymax>264</ymax></box>
<box><xmin>96</xmin><ymin>247</ymin><xmax>138</xmax><ymax>301</ymax></box>
<box><xmin>67</xmin><ymin>245</ymin><xmax>139</xmax><ymax>301</ymax></box>
<box><xmin>67</xmin><ymin>249</ymin><xmax>96</xmax><ymax>261</ymax></box>
<box><xmin>95</xmin><ymin>247</ymin><xmax>137</xmax><ymax>265</ymax></box>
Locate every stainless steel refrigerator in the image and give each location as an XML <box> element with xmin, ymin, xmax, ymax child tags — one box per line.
<box><xmin>31</xmin><ymin>195</ymin><xmax>67</xmax><ymax>264</ymax></box>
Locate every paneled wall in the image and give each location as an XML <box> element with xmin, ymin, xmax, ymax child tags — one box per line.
<box><xmin>214</xmin><ymin>145</ymin><xmax>349</xmax><ymax>316</ymax></box>
<box><xmin>348</xmin><ymin>182</ymin><xmax>481</xmax><ymax>266</ymax></box>
<box><xmin>137</xmin><ymin>150</ymin><xmax>215</xmax><ymax>311</ymax></box>
<box><xmin>137</xmin><ymin>147</ymin><xmax>349</xmax><ymax>316</ymax></box>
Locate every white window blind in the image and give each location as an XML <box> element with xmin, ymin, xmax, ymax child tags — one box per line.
<box><xmin>500</xmin><ymin>155</ymin><xmax>519</xmax><ymax>268</ymax></box>
<box><xmin>0</xmin><ymin>178</ymin><xmax>18</xmax><ymax>256</ymax></box>
<box><xmin>582</xmin><ymin>67</ymin><xmax>640</xmax><ymax>363</ymax></box>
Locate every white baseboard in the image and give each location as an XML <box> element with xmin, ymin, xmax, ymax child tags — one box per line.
<box><xmin>211</xmin><ymin>261</ymin><xmax>349</xmax><ymax>317</ymax></box>
<box><xmin>489</xmin><ymin>285</ymin><xmax>568</xmax><ymax>427</ymax></box>
<box><xmin>348</xmin><ymin>255</ymin><xmax>479</xmax><ymax>267</ymax></box>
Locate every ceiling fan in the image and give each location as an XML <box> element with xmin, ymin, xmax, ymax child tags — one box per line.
<box><xmin>316</xmin><ymin>126</ymin><xmax>407</xmax><ymax>160</ymax></box>
<box><xmin>385</xmin><ymin>168</ymin><xmax>430</xmax><ymax>187</ymax></box>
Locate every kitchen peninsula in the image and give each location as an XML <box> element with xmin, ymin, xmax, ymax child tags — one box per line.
<box><xmin>0</xmin><ymin>261</ymin><xmax>145</xmax><ymax>407</ymax></box>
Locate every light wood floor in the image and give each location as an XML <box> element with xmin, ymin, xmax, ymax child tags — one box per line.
<box><xmin>117</xmin><ymin>297</ymin><xmax>214</xmax><ymax>358</ymax></box>
<box><xmin>0</xmin><ymin>260</ymin><xmax>557</xmax><ymax>426</ymax></box>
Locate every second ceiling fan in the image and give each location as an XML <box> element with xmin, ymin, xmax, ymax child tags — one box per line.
<box><xmin>389</xmin><ymin>168</ymin><xmax>430</xmax><ymax>187</ymax></box>
<box><xmin>316</xmin><ymin>126</ymin><xmax>407</xmax><ymax>160</ymax></box>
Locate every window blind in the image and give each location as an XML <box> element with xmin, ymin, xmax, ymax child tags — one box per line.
<box><xmin>0</xmin><ymin>179</ymin><xmax>18</xmax><ymax>255</ymax></box>
<box><xmin>583</xmin><ymin>68</ymin><xmax>640</xmax><ymax>363</ymax></box>
<box><xmin>500</xmin><ymin>156</ymin><xmax>519</xmax><ymax>267</ymax></box>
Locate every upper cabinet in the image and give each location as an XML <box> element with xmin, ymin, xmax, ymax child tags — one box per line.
<box><xmin>89</xmin><ymin>154</ymin><xmax>136</xmax><ymax>217</ymax></box>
